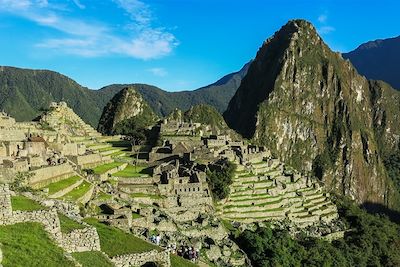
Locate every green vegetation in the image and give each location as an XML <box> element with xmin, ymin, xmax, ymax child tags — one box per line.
<box><xmin>207</xmin><ymin>159</ymin><xmax>236</xmax><ymax>200</ymax></box>
<box><xmin>0</xmin><ymin>222</ymin><xmax>72</xmax><ymax>266</ymax></box>
<box><xmin>62</xmin><ymin>181</ymin><xmax>91</xmax><ymax>201</ymax></box>
<box><xmin>46</xmin><ymin>175</ymin><xmax>81</xmax><ymax>195</ymax></box>
<box><xmin>112</xmin><ymin>164</ymin><xmax>149</xmax><ymax>177</ymax></box>
<box><xmin>72</xmin><ymin>251</ymin><xmax>113</xmax><ymax>267</ymax></box>
<box><xmin>93</xmin><ymin>162</ymin><xmax>124</xmax><ymax>174</ymax></box>
<box><xmin>384</xmin><ymin>152</ymin><xmax>400</xmax><ymax>193</ymax></box>
<box><xmin>170</xmin><ymin>254</ymin><xmax>198</xmax><ymax>267</ymax></box>
<box><xmin>236</xmin><ymin>197</ymin><xmax>400</xmax><ymax>267</ymax></box>
<box><xmin>183</xmin><ymin>104</ymin><xmax>228</xmax><ymax>132</ymax></box>
<box><xmin>11</xmin><ymin>195</ymin><xmax>45</xmax><ymax>211</ymax></box>
<box><xmin>58</xmin><ymin>213</ymin><xmax>85</xmax><ymax>233</ymax></box>
<box><xmin>84</xmin><ymin>218</ymin><xmax>159</xmax><ymax>256</ymax></box>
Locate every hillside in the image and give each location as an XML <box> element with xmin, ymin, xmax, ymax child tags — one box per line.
<box><xmin>97</xmin><ymin>87</ymin><xmax>158</xmax><ymax>135</ymax></box>
<box><xmin>0</xmin><ymin>66</ymin><xmax>103</xmax><ymax>127</ymax></box>
<box><xmin>98</xmin><ymin>61</ymin><xmax>250</xmax><ymax>117</ymax></box>
<box><xmin>224</xmin><ymin>19</ymin><xmax>400</xmax><ymax>210</ymax></box>
<box><xmin>343</xmin><ymin>36</ymin><xmax>400</xmax><ymax>90</ymax></box>
<box><xmin>0</xmin><ymin>63</ymin><xmax>249</xmax><ymax>127</ymax></box>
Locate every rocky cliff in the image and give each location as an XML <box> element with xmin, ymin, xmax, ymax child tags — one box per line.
<box><xmin>224</xmin><ymin>19</ymin><xmax>400</xmax><ymax>209</ymax></box>
<box><xmin>97</xmin><ymin>87</ymin><xmax>157</xmax><ymax>135</ymax></box>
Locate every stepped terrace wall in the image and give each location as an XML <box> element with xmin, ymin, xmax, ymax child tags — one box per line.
<box><xmin>29</xmin><ymin>163</ymin><xmax>75</xmax><ymax>188</ymax></box>
<box><xmin>111</xmin><ymin>249</ymin><xmax>170</xmax><ymax>267</ymax></box>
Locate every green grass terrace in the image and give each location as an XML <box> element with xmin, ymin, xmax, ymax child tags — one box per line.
<box><xmin>92</xmin><ymin>162</ymin><xmax>124</xmax><ymax>174</ymax></box>
<box><xmin>46</xmin><ymin>175</ymin><xmax>81</xmax><ymax>195</ymax></box>
<box><xmin>84</xmin><ymin>218</ymin><xmax>160</xmax><ymax>256</ymax></box>
<box><xmin>0</xmin><ymin>222</ymin><xmax>73</xmax><ymax>266</ymax></box>
<box><xmin>112</xmin><ymin>164</ymin><xmax>150</xmax><ymax>178</ymax></box>
<box><xmin>11</xmin><ymin>195</ymin><xmax>46</xmax><ymax>211</ymax></box>
<box><xmin>61</xmin><ymin>181</ymin><xmax>92</xmax><ymax>201</ymax></box>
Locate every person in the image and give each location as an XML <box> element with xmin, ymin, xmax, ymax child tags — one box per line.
<box><xmin>155</xmin><ymin>235</ymin><xmax>161</xmax><ymax>245</ymax></box>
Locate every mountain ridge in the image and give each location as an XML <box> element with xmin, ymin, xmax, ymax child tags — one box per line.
<box><xmin>224</xmin><ymin>19</ymin><xmax>400</xmax><ymax>210</ymax></box>
<box><xmin>0</xmin><ymin>62</ymin><xmax>250</xmax><ymax>127</ymax></box>
<box><xmin>343</xmin><ymin>35</ymin><xmax>400</xmax><ymax>90</ymax></box>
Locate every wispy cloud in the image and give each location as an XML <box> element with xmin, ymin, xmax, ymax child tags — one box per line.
<box><xmin>0</xmin><ymin>0</ymin><xmax>178</xmax><ymax>59</ymax></box>
<box><xmin>147</xmin><ymin>67</ymin><xmax>167</xmax><ymax>77</ymax></box>
<box><xmin>71</xmin><ymin>0</ymin><xmax>85</xmax><ymax>9</ymax></box>
<box><xmin>316</xmin><ymin>13</ymin><xmax>335</xmax><ymax>35</ymax></box>
<box><xmin>317</xmin><ymin>14</ymin><xmax>327</xmax><ymax>23</ymax></box>
<box><xmin>318</xmin><ymin>26</ymin><xmax>335</xmax><ymax>34</ymax></box>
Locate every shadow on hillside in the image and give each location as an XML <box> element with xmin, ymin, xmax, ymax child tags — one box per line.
<box><xmin>362</xmin><ymin>202</ymin><xmax>400</xmax><ymax>224</ymax></box>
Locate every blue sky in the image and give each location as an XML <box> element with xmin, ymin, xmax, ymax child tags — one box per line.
<box><xmin>0</xmin><ymin>0</ymin><xmax>399</xmax><ymax>91</ymax></box>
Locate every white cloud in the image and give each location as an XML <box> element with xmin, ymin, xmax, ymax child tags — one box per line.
<box><xmin>148</xmin><ymin>67</ymin><xmax>167</xmax><ymax>77</ymax></box>
<box><xmin>113</xmin><ymin>0</ymin><xmax>151</xmax><ymax>25</ymax></box>
<box><xmin>318</xmin><ymin>14</ymin><xmax>327</xmax><ymax>23</ymax></box>
<box><xmin>0</xmin><ymin>0</ymin><xmax>178</xmax><ymax>60</ymax></box>
<box><xmin>316</xmin><ymin>14</ymin><xmax>335</xmax><ymax>35</ymax></box>
<box><xmin>318</xmin><ymin>26</ymin><xmax>335</xmax><ymax>35</ymax></box>
<box><xmin>72</xmin><ymin>0</ymin><xmax>85</xmax><ymax>9</ymax></box>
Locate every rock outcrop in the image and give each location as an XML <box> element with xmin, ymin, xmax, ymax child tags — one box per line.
<box><xmin>97</xmin><ymin>87</ymin><xmax>157</xmax><ymax>135</ymax></box>
<box><xmin>224</xmin><ymin>19</ymin><xmax>400</xmax><ymax>209</ymax></box>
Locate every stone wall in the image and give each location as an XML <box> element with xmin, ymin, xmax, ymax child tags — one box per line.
<box><xmin>29</xmin><ymin>163</ymin><xmax>75</xmax><ymax>188</ymax></box>
<box><xmin>0</xmin><ymin>185</ymin><xmax>101</xmax><ymax>254</ymax></box>
<box><xmin>0</xmin><ymin>184</ymin><xmax>11</xmax><ymax>219</ymax></box>
<box><xmin>60</xmin><ymin>227</ymin><xmax>101</xmax><ymax>252</ymax></box>
<box><xmin>111</xmin><ymin>249</ymin><xmax>170</xmax><ymax>267</ymax></box>
<box><xmin>0</xmin><ymin>129</ymin><xmax>26</xmax><ymax>142</ymax></box>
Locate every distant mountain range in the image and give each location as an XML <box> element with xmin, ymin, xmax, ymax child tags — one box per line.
<box><xmin>343</xmin><ymin>36</ymin><xmax>400</xmax><ymax>90</ymax></box>
<box><xmin>0</xmin><ymin>62</ymin><xmax>250</xmax><ymax>127</ymax></box>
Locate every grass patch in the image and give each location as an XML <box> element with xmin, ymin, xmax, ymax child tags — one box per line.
<box><xmin>96</xmin><ymin>191</ymin><xmax>112</xmax><ymax>201</ymax></box>
<box><xmin>170</xmin><ymin>254</ymin><xmax>198</xmax><ymax>267</ymax></box>
<box><xmin>58</xmin><ymin>213</ymin><xmax>85</xmax><ymax>233</ymax></box>
<box><xmin>93</xmin><ymin>162</ymin><xmax>124</xmax><ymax>174</ymax></box>
<box><xmin>84</xmin><ymin>218</ymin><xmax>159</xmax><ymax>256</ymax></box>
<box><xmin>132</xmin><ymin>212</ymin><xmax>143</xmax><ymax>219</ymax></box>
<box><xmin>72</xmin><ymin>251</ymin><xmax>113</xmax><ymax>267</ymax></box>
<box><xmin>46</xmin><ymin>175</ymin><xmax>81</xmax><ymax>195</ymax></box>
<box><xmin>11</xmin><ymin>195</ymin><xmax>45</xmax><ymax>211</ymax></box>
<box><xmin>62</xmin><ymin>181</ymin><xmax>92</xmax><ymax>201</ymax></box>
<box><xmin>112</xmin><ymin>164</ymin><xmax>149</xmax><ymax>177</ymax></box>
<box><xmin>0</xmin><ymin>222</ymin><xmax>72</xmax><ymax>266</ymax></box>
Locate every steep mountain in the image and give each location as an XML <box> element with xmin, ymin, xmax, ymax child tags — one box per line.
<box><xmin>97</xmin><ymin>87</ymin><xmax>157</xmax><ymax>135</ymax></box>
<box><xmin>0</xmin><ymin>63</ymin><xmax>249</xmax><ymax>127</ymax></box>
<box><xmin>343</xmin><ymin>36</ymin><xmax>400</xmax><ymax>90</ymax></box>
<box><xmin>224</xmin><ymin>19</ymin><xmax>400</xmax><ymax>210</ymax></box>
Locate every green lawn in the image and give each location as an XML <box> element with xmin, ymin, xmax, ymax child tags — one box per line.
<box><xmin>84</xmin><ymin>218</ymin><xmax>159</xmax><ymax>256</ymax></box>
<box><xmin>93</xmin><ymin>162</ymin><xmax>124</xmax><ymax>174</ymax></box>
<box><xmin>11</xmin><ymin>195</ymin><xmax>45</xmax><ymax>211</ymax></box>
<box><xmin>46</xmin><ymin>175</ymin><xmax>81</xmax><ymax>195</ymax></box>
<box><xmin>72</xmin><ymin>251</ymin><xmax>113</xmax><ymax>267</ymax></box>
<box><xmin>61</xmin><ymin>181</ymin><xmax>92</xmax><ymax>201</ymax></box>
<box><xmin>112</xmin><ymin>164</ymin><xmax>149</xmax><ymax>177</ymax></box>
<box><xmin>58</xmin><ymin>213</ymin><xmax>85</xmax><ymax>233</ymax></box>
<box><xmin>170</xmin><ymin>254</ymin><xmax>198</xmax><ymax>267</ymax></box>
<box><xmin>0</xmin><ymin>223</ymin><xmax>72</xmax><ymax>267</ymax></box>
